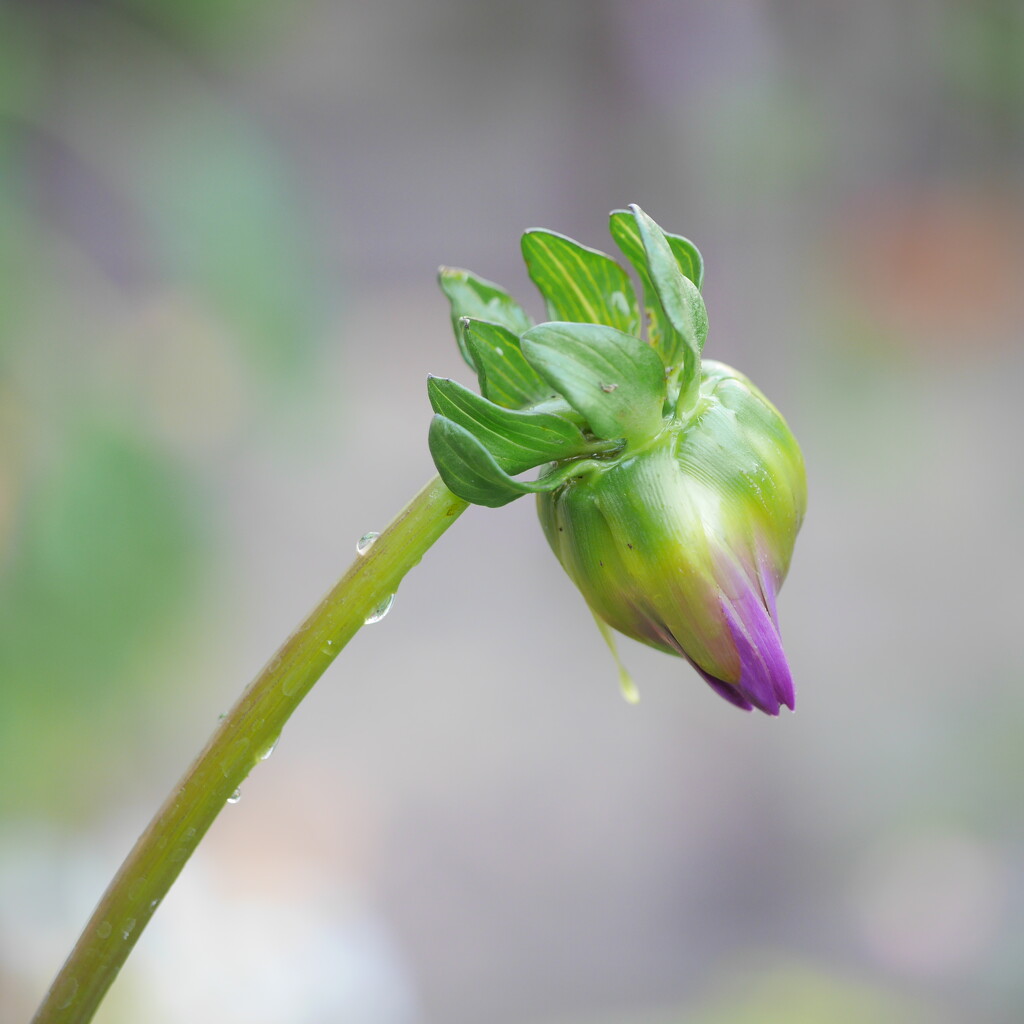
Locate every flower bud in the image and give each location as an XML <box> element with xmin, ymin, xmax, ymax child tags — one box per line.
<box><xmin>536</xmin><ymin>362</ymin><xmax>805</xmax><ymax>714</ymax></box>
<box><xmin>428</xmin><ymin>205</ymin><xmax>805</xmax><ymax>714</ymax></box>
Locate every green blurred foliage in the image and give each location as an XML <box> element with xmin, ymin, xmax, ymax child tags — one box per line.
<box><xmin>544</xmin><ymin>962</ymin><xmax>940</xmax><ymax>1024</ymax></box>
<box><xmin>0</xmin><ymin>0</ymin><xmax>330</xmax><ymax>817</ymax></box>
<box><xmin>0</xmin><ymin>0</ymin><xmax>327</xmax><ymax>390</ymax></box>
<box><xmin>113</xmin><ymin>0</ymin><xmax>287</xmax><ymax>49</ymax></box>
<box><xmin>0</xmin><ymin>420</ymin><xmax>201</xmax><ymax>816</ymax></box>
<box><xmin>144</xmin><ymin>124</ymin><xmax>322</xmax><ymax>387</ymax></box>
<box><xmin>943</xmin><ymin>1</ymin><xmax>1024</xmax><ymax>127</ymax></box>
<box><xmin>683</xmin><ymin>964</ymin><xmax>939</xmax><ymax>1024</ymax></box>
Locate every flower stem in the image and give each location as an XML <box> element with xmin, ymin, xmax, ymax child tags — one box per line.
<box><xmin>31</xmin><ymin>476</ymin><xmax>469</xmax><ymax>1024</ymax></box>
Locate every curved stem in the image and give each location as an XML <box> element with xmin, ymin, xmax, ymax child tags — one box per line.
<box><xmin>32</xmin><ymin>476</ymin><xmax>469</xmax><ymax>1024</ymax></box>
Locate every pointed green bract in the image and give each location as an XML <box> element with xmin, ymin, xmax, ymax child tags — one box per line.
<box><xmin>521</xmin><ymin>229</ymin><xmax>640</xmax><ymax>335</ymax></box>
<box><xmin>608</xmin><ymin>208</ymin><xmax>705</xmax><ymax>367</ymax></box>
<box><xmin>426</xmin><ymin>376</ymin><xmax>602</xmax><ymax>474</ymax></box>
<box><xmin>520</xmin><ymin>321</ymin><xmax>666</xmax><ymax>444</ymax></box>
<box><xmin>630</xmin><ymin>205</ymin><xmax>708</xmax><ymax>413</ymax></box>
<box><xmin>608</xmin><ymin>209</ymin><xmax>703</xmax><ymax>292</ymax></box>
<box><xmin>459</xmin><ymin>318</ymin><xmax>551</xmax><ymax>409</ymax></box>
<box><xmin>666</xmin><ymin>234</ymin><xmax>704</xmax><ymax>291</ymax></box>
<box><xmin>608</xmin><ymin>209</ymin><xmax>676</xmax><ymax>359</ymax></box>
<box><xmin>428</xmin><ymin>415</ymin><xmax>604</xmax><ymax>509</ymax></box>
<box><xmin>438</xmin><ymin>267</ymin><xmax>533</xmax><ymax>369</ymax></box>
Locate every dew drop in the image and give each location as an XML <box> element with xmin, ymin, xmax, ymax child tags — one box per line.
<box><xmin>494</xmin><ymin>346</ymin><xmax>504</xmax><ymax>356</ymax></box>
<box><xmin>227</xmin><ymin>789</ymin><xmax>242</xmax><ymax>804</ymax></box>
<box><xmin>364</xmin><ymin>593</ymin><xmax>395</xmax><ymax>624</ymax></box>
<box><xmin>356</xmin><ymin>531</ymin><xmax>380</xmax><ymax>555</ymax></box>
<box><xmin>96</xmin><ymin>921</ymin><xmax>112</xmax><ymax>939</ymax></box>
<box><xmin>121</xmin><ymin>918</ymin><xmax>136</xmax><ymax>941</ymax></box>
<box><xmin>259</xmin><ymin>739</ymin><xmax>278</xmax><ymax>761</ymax></box>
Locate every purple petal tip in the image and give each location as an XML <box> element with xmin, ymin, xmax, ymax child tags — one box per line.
<box><xmin>721</xmin><ymin>592</ymin><xmax>795</xmax><ymax>716</ymax></box>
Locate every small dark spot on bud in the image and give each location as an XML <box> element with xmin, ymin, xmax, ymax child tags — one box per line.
<box><xmin>627</xmin><ymin>543</ymin><xmax>633</xmax><ymax>549</ymax></box>
<box><xmin>599</xmin><ymin>560</ymin><xmax>604</xmax><ymax>567</ymax></box>
<box><xmin>558</xmin><ymin>527</ymin><xmax>564</xmax><ymax>532</ymax></box>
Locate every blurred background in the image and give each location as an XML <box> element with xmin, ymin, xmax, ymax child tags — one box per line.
<box><xmin>1</xmin><ymin>0</ymin><xmax>1023</xmax><ymax>1021</ymax></box>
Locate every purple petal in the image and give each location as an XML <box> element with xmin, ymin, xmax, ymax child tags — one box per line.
<box><xmin>649</xmin><ymin>618</ymin><xmax>755</xmax><ymax>712</ymax></box>
<box><xmin>686</xmin><ymin>656</ymin><xmax>755</xmax><ymax>712</ymax></box>
<box><xmin>720</xmin><ymin>583</ymin><xmax>795</xmax><ymax>715</ymax></box>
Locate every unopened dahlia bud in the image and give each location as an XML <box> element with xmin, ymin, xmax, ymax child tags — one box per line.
<box><xmin>428</xmin><ymin>205</ymin><xmax>806</xmax><ymax>714</ymax></box>
<box><xmin>536</xmin><ymin>364</ymin><xmax>805</xmax><ymax>714</ymax></box>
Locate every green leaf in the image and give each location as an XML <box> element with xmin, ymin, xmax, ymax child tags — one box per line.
<box><xmin>666</xmin><ymin>233</ymin><xmax>704</xmax><ymax>291</ymax></box>
<box><xmin>438</xmin><ymin>267</ymin><xmax>533</xmax><ymax>369</ymax></box>
<box><xmin>428</xmin><ymin>416</ymin><xmax>603</xmax><ymax>508</ymax></box>
<box><xmin>629</xmin><ymin>205</ymin><xmax>708</xmax><ymax>411</ymax></box>
<box><xmin>519</xmin><ymin>322</ymin><xmax>666</xmax><ymax>444</ymax></box>
<box><xmin>521</xmin><ymin>229</ymin><xmax>640</xmax><ymax>335</ymax></box>
<box><xmin>609</xmin><ymin>209</ymin><xmax>704</xmax><ymax>287</ymax></box>
<box><xmin>609</xmin><ymin>209</ymin><xmax>676</xmax><ymax>359</ymax></box>
<box><xmin>609</xmin><ymin>208</ymin><xmax>707</xmax><ymax>376</ymax></box>
<box><xmin>427</xmin><ymin>376</ymin><xmax>600</xmax><ymax>474</ymax></box>
<box><xmin>459</xmin><ymin>318</ymin><xmax>551</xmax><ymax>409</ymax></box>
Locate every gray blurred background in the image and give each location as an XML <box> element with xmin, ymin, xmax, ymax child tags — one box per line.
<box><xmin>1</xmin><ymin>1</ymin><xmax>1023</xmax><ymax>1022</ymax></box>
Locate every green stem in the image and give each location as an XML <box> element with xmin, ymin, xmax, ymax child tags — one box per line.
<box><xmin>32</xmin><ymin>476</ymin><xmax>469</xmax><ymax>1024</ymax></box>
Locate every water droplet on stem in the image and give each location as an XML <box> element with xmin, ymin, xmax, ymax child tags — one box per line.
<box><xmin>364</xmin><ymin>593</ymin><xmax>395</xmax><ymax>624</ymax></box>
<box><xmin>356</xmin><ymin>531</ymin><xmax>380</xmax><ymax>555</ymax></box>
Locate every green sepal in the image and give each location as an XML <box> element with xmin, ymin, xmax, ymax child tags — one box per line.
<box><xmin>438</xmin><ymin>267</ymin><xmax>533</xmax><ymax>369</ymax></box>
<box><xmin>666</xmin><ymin>234</ymin><xmax>704</xmax><ymax>292</ymax></box>
<box><xmin>519</xmin><ymin>321</ymin><xmax>666</xmax><ymax>444</ymax></box>
<box><xmin>629</xmin><ymin>205</ymin><xmax>708</xmax><ymax>411</ymax></box>
<box><xmin>608</xmin><ymin>209</ymin><xmax>705</xmax><ymax>366</ymax></box>
<box><xmin>459</xmin><ymin>318</ymin><xmax>551</xmax><ymax>409</ymax></box>
<box><xmin>609</xmin><ymin>210</ymin><xmax>704</xmax><ymax>290</ymax></box>
<box><xmin>427</xmin><ymin>375</ymin><xmax>601</xmax><ymax>474</ymax></box>
<box><xmin>521</xmin><ymin>229</ymin><xmax>640</xmax><ymax>336</ymax></box>
<box><xmin>609</xmin><ymin>209</ymin><xmax>675</xmax><ymax>361</ymax></box>
<box><xmin>428</xmin><ymin>415</ymin><xmax>604</xmax><ymax>508</ymax></box>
